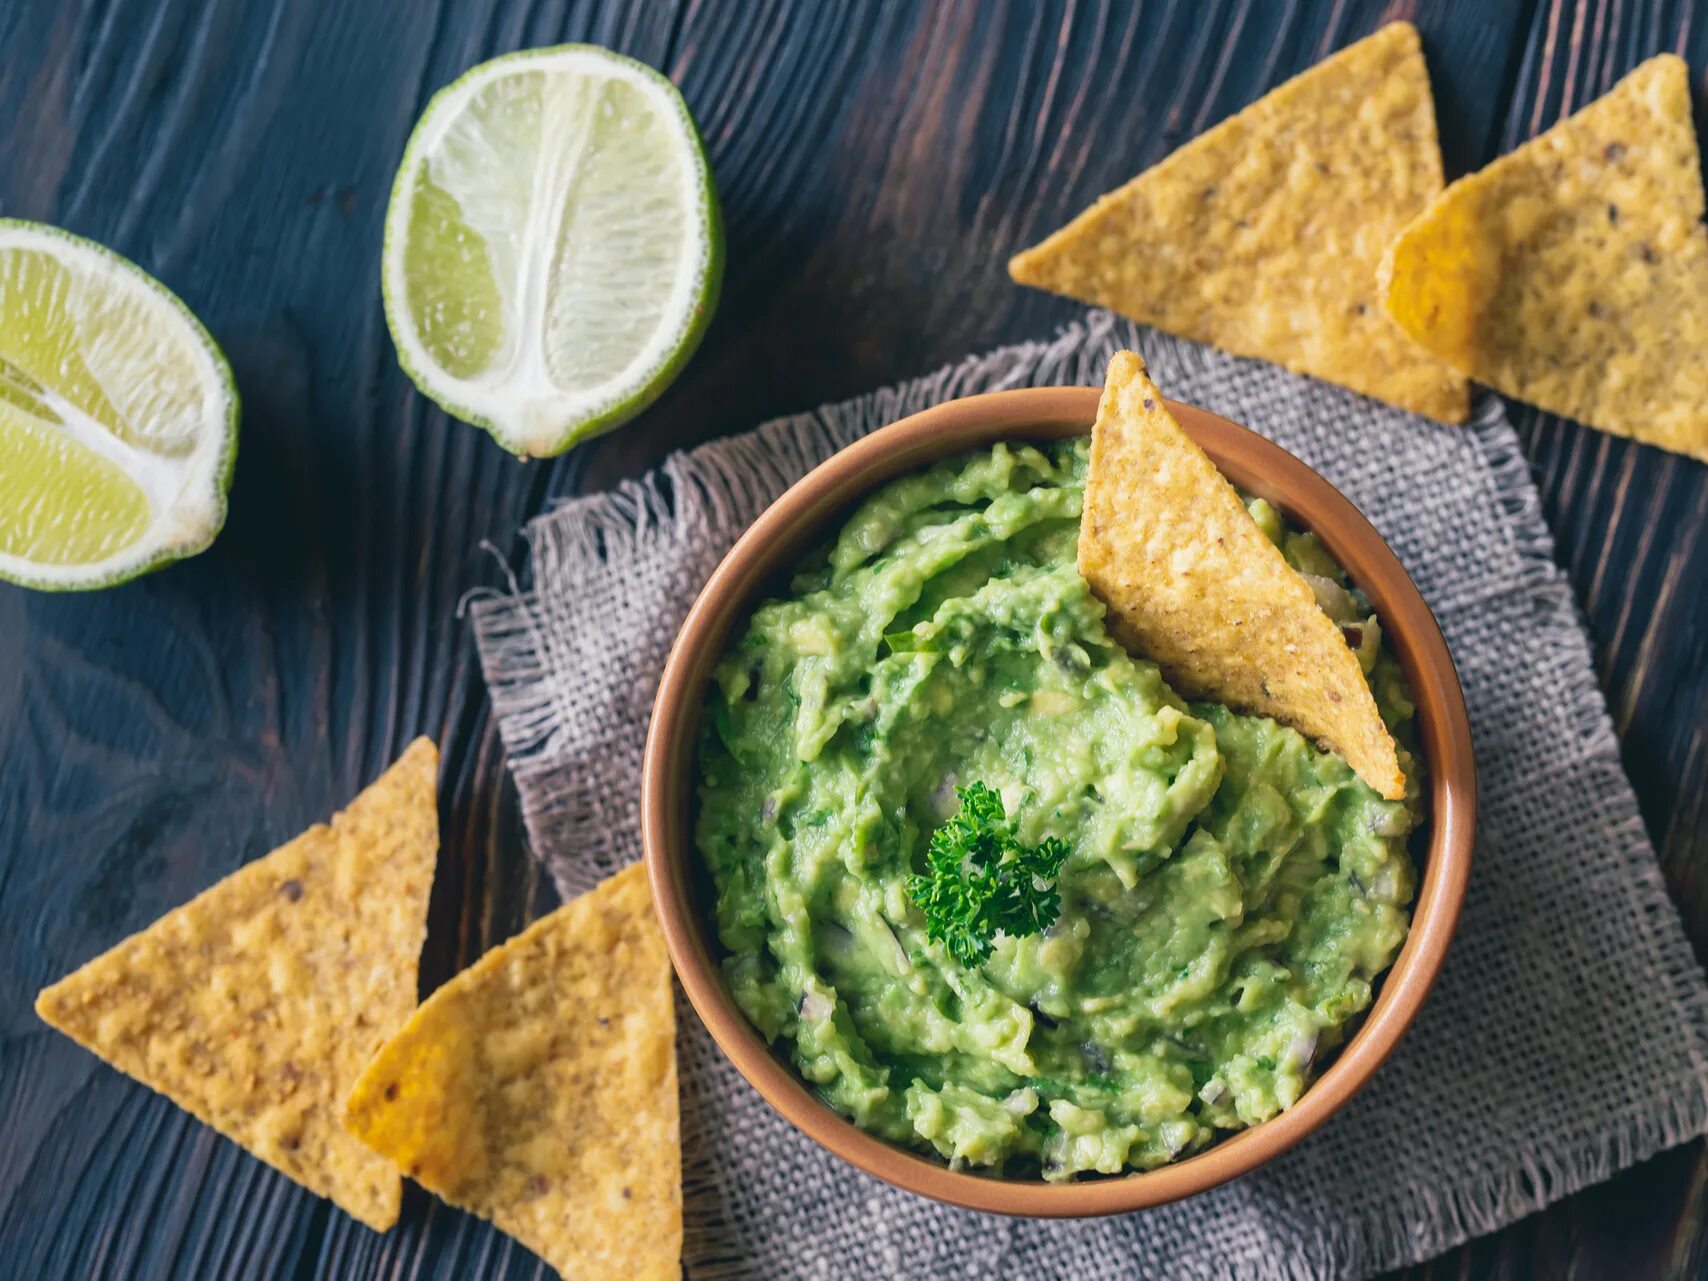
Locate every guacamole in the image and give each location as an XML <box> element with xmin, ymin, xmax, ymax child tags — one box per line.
<box><xmin>695</xmin><ymin>439</ymin><xmax>1419</xmax><ymax>1179</ymax></box>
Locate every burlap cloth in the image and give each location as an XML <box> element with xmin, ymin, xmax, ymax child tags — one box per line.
<box><xmin>469</xmin><ymin>312</ymin><xmax>1708</xmax><ymax>1279</ymax></box>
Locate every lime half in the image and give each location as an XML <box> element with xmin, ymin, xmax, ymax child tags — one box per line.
<box><xmin>384</xmin><ymin>45</ymin><xmax>723</xmax><ymax>458</ymax></box>
<box><xmin>0</xmin><ymin>221</ymin><xmax>237</xmax><ymax>592</ymax></box>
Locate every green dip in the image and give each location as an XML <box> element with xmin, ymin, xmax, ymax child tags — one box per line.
<box><xmin>695</xmin><ymin>439</ymin><xmax>1420</xmax><ymax>1179</ymax></box>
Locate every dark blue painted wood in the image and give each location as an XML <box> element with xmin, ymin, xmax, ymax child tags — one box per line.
<box><xmin>0</xmin><ymin>1</ymin><xmax>1702</xmax><ymax>1277</ymax></box>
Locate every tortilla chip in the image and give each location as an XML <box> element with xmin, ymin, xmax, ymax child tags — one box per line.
<box><xmin>35</xmin><ymin>738</ymin><xmax>440</xmax><ymax>1231</ymax></box>
<box><xmin>1381</xmin><ymin>55</ymin><xmax>1708</xmax><ymax>461</ymax></box>
<box><xmin>1010</xmin><ymin>23</ymin><xmax>1467</xmax><ymax>422</ymax></box>
<box><xmin>1079</xmin><ymin>353</ymin><xmax>1405</xmax><ymax>799</ymax></box>
<box><xmin>343</xmin><ymin>862</ymin><xmax>680</xmax><ymax>1281</ymax></box>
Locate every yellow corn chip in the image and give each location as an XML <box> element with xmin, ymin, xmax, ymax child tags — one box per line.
<box><xmin>1079</xmin><ymin>352</ymin><xmax>1405</xmax><ymax>799</ymax></box>
<box><xmin>35</xmin><ymin>738</ymin><xmax>440</xmax><ymax>1231</ymax></box>
<box><xmin>1010</xmin><ymin>23</ymin><xmax>1468</xmax><ymax>422</ymax></box>
<box><xmin>1382</xmin><ymin>55</ymin><xmax>1708</xmax><ymax>461</ymax></box>
<box><xmin>343</xmin><ymin>862</ymin><xmax>680</xmax><ymax>1281</ymax></box>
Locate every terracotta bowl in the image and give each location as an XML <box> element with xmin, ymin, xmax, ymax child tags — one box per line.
<box><xmin>643</xmin><ymin>386</ymin><xmax>1475</xmax><ymax>1217</ymax></box>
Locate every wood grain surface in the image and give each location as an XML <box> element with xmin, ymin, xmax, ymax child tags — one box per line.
<box><xmin>0</xmin><ymin>1</ymin><xmax>1702</xmax><ymax>1277</ymax></box>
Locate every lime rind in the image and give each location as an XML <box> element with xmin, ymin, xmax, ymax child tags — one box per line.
<box><xmin>382</xmin><ymin>45</ymin><xmax>722</xmax><ymax>458</ymax></box>
<box><xmin>0</xmin><ymin>219</ymin><xmax>238</xmax><ymax>592</ymax></box>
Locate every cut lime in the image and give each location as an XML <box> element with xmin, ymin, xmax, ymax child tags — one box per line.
<box><xmin>384</xmin><ymin>45</ymin><xmax>723</xmax><ymax>458</ymax></box>
<box><xmin>0</xmin><ymin>221</ymin><xmax>237</xmax><ymax>592</ymax></box>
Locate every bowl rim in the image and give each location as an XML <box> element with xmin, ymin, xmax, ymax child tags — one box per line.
<box><xmin>642</xmin><ymin>385</ymin><xmax>1475</xmax><ymax>1218</ymax></box>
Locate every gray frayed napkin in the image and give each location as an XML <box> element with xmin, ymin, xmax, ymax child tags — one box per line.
<box><xmin>469</xmin><ymin>312</ymin><xmax>1708</xmax><ymax>1280</ymax></box>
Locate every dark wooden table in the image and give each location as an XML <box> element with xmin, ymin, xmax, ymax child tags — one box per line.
<box><xmin>2</xmin><ymin>1</ymin><xmax>1703</xmax><ymax>1276</ymax></box>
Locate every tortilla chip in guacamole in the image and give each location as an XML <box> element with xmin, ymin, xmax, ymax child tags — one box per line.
<box><xmin>1079</xmin><ymin>353</ymin><xmax>1406</xmax><ymax>799</ymax></box>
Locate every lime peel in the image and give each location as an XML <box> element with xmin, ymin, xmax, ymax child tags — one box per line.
<box><xmin>383</xmin><ymin>45</ymin><xmax>722</xmax><ymax>458</ymax></box>
<box><xmin>0</xmin><ymin>220</ymin><xmax>237</xmax><ymax>591</ymax></box>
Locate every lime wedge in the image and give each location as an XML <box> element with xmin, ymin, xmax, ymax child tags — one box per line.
<box><xmin>0</xmin><ymin>221</ymin><xmax>237</xmax><ymax>592</ymax></box>
<box><xmin>384</xmin><ymin>45</ymin><xmax>723</xmax><ymax>458</ymax></box>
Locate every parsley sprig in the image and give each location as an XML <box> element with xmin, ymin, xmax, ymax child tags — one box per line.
<box><xmin>907</xmin><ymin>782</ymin><xmax>1071</xmax><ymax>968</ymax></box>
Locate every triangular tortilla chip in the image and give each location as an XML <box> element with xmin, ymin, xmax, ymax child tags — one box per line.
<box><xmin>1382</xmin><ymin>55</ymin><xmax>1708</xmax><ymax>461</ymax></box>
<box><xmin>343</xmin><ymin>862</ymin><xmax>680</xmax><ymax>1281</ymax></box>
<box><xmin>1079</xmin><ymin>352</ymin><xmax>1404</xmax><ymax>798</ymax></box>
<box><xmin>34</xmin><ymin>738</ymin><xmax>439</xmax><ymax>1231</ymax></box>
<box><xmin>1010</xmin><ymin>23</ymin><xmax>1467</xmax><ymax>422</ymax></box>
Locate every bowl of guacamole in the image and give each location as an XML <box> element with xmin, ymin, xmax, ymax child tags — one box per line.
<box><xmin>642</xmin><ymin>385</ymin><xmax>1474</xmax><ymax>1217</ymax></box>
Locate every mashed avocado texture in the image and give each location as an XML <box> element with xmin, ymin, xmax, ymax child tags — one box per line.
<box><xmin>695</xmin><ymin>439</ymin><xmax>1419</xmax><ymax>1179</ymax></box>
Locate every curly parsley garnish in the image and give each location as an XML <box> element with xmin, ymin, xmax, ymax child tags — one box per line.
<box><xmin>906</xmin><ymin>782</ymin><xmax>1071</xmax><ymax>968</ymax></box>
